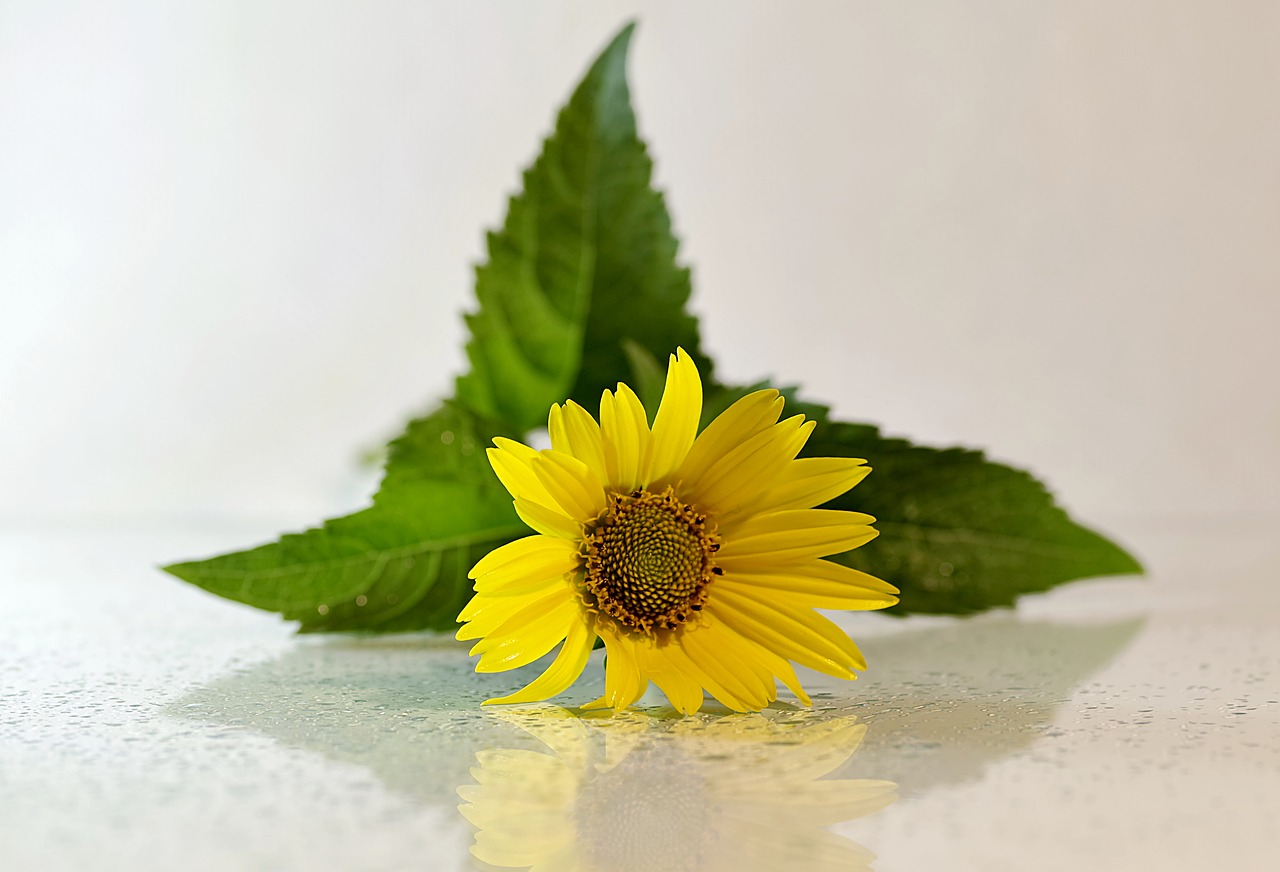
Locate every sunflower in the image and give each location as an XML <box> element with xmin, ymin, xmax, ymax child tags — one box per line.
<box><xmin>457</xmin><ymin>348</ymin><xmax>898</xmax><ymax>712</ymax></box>
<box><xmin>458</xmin><ymin>707</ymin><xmax>897</xmax><ymax>872</ymax></box>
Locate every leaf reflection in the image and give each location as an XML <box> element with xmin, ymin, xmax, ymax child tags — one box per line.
<box><xmin>458</xmin><ymin>708</ymin><xmax>895</xmax><ymax>872</ymax></box>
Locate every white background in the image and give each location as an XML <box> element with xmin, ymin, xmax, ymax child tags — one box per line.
<box><xmin>3</xmin><ymin>0</ymin><xmax>1278</xmax><ymax>528</ymax></box>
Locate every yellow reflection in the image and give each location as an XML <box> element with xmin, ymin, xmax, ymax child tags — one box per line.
<box><xmin>458</xmin><ymin>708</ymin><xmax>896</xmax><ymax>872</ymax></box>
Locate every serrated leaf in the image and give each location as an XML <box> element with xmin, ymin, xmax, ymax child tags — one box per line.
<box><xmin>164</xmin><ymin>402</ymin><xmax>526</xmax><ymax>632</ymax></box>
<box><xmin>456</xmin><ymin>22</ymin><xmax>710</xmax><ymax>433</ymax></box>
<box><xmin>696</xmin><ymin>382</ymin><xmax>1140</xmax><ymax>613</ymax></box>
<box><xmin>164</xmin><ymin>22</ymin><xmax>1142</xmax><ymax>633</ymax></box>
<box><xmin>803</xmin><ymin>418</ymin><xmax>1143</xmax><ymax>614</ymax></box>
<box><xmin>164</xmin><ymin>24</ymin><xmax>708</xmax><ymax>633</ymax></box>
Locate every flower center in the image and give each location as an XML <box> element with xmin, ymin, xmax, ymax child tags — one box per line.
<box><xmin>582</xmin><ymin>488</ymin><xmax>720</xmax><ymax>633</ymax></box>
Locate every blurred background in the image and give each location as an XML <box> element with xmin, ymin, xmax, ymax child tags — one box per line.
<box><xmin>3</xmin><ymin>0</ymin><xmax>1277</xmax><ymax>535</ymax></box>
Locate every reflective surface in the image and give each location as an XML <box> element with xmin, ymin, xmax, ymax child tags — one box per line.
<box><xmin>3</xmin><ymin>520</ymin><xmax>1278</xmax><ymax>870</ymax></box>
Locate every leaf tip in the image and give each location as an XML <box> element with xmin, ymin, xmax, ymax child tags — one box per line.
<box><xmin>590</xmin><ymin>20</ymin><xmax>638</xmax><ymax>77</ymax></box>
<box><xmin>1076</xmin><ymin>523</ymin><xmax>1145</xmax><ymax>577</ymax></box>
<box><xmin>159</xmin><ymin>560</ymin><xmax>191</xmax><ymax>582</ymax></box>
<box><xmin>1112</xmin><ymin>545</ymin><xmax>1146</xmax><ymax>576</ymax></box>
<box><xmin>613</xmin><ymin>19</ymin><xmax>639</xmax><ymax>46</ymax></box>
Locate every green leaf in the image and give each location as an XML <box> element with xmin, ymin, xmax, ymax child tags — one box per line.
<box><xmin>620</xmin><ymin>339</ymin><xmax>668</xmax><ymax>418</ymax></box>
<box><xmin>803</xmin><ymin>417</ymin><xmax>1143</xmax><ymax>614</ymax></box>
<box><xmin>697</xmin><ymin>381</ymin><xmax>1140</xmax><ymax>613</ymax></box>
<box><xmin>455</xmin><ymin>22</ymin><xmax>710</xmax><ymax>433</ymax></box>
<box><xmin>163</xmin><ymin>23</ymin><xmax>714</xmax><ymax>632</ymax></box>
<box><xmin>163</xmin><ymin>402</ymin><xmax>526</xmax><ymax>632</ymax></box>
<box><xmin>164</xmin><ymin>22</ymin><xmax>1142</xmax><ymax>631</ymax></box>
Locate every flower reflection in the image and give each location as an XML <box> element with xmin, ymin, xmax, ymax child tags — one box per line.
<box><xmin>458</xmin><ymin>708</ymin><xmax>896</xmax><ymax>871</ymax></box>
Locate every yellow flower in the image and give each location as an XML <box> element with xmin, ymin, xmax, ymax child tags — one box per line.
<box><xmin>457</xmin><ymin>348</ymin><xmax>898</xmax><ymax>712</ymax></box>
<box><xmin>458</xmin><ymin>708</ymin><xmax>897</xmax><ymax>872</ymax></box>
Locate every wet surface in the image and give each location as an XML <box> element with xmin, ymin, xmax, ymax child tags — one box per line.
<box><xmin>2</xmin><ymin>521</ymin><xmax>1277</xmax><ymax>870</ymax></box>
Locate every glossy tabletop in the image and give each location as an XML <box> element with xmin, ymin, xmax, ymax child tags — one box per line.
<box><xmin>3</xmin><ymin>519</ymin><xmax>1276</xmax><ymax>871</ymax></box>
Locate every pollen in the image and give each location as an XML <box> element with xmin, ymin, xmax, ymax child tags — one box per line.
<box><xmin>582</xmin><ymin>487</ymin><xmax>719</xmax><ymax>633</ymax></box>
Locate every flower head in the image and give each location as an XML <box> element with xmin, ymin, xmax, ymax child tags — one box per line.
<box><xmin>458</xmin><ymin>349</ymin><xmax>897</xmax><ymax>712</ymax></box>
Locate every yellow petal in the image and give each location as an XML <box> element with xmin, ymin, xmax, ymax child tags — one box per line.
<box><xmin>749</xmin><ymin>457</ymin><xmax>871</xmax><ymax>513</ymax></box>
<box><xmin>471</xmin><ymin>568</ymin><xmax>571</xmax><ymax>598</ymax></box>
<box><xmin>634</xmin><ymin>639</ymin><xmax>705</xmax><ymax>714</ymax></box>
<box><xmin>599</xmin><ymin>384</ymin><xmax>650</xmax><ymax>491</ymax></box>
<box><xmin>597</xmin><ymin>391</ymin><xmax>623</xmax><ymax>487</ymax></box>
<box><xmin>548</xmin><ymin>400</ymin><xmax>607</xmax><ymax>482</ymax></box>
<box><xmin>718</xmin><ymin>559</ymin><xmax>898</xmax><ymax>610</ymax></box>
<box><xmin>488</xmin><ymin>439</ymin><xmax>557</xmax><ymax>508</ymax></box>
<box><xmin>472</xmin><ymin>593</ymin><xmax>582</xmax><ymax>672</ymax></box>
<box><xmin>676</xmin><ymin>390</ymin><xmax>784</xmax><ymax>487</ymax></box>
<box><xmin>685</xmin><ymin>415</ymin><xmax>813</xmax><ymax>514</ymax></box>
<box><xmin>457</xmin><ymin>582</ymin><xmax>568</xmax><ymax>638</ymax></box>
<box><xmin>469</xmin><ymin>535</ymin><xmax>579</xmax><ymax>584</ymax></box>
<box><xmin>484</xmin><ymin>615</ymin><xmax>596</xmax><ymax>706</ymax></box>
<box><xmin>701</xmin><ymin>616</ymin><xmax>813</xmax><ymax>706</ymax></box>
<box><xmin>659</xmin><ymin>636</ymin><xmax>752</xmax><ymax>712</ymax></box>
<box><xmin>763</xmin><ymin>652</ymin><xmax>810</xmax><ymax>706</ymax></box>
<box><xmin>717</xmin><ymin>509</ymin><xmax>878</xmax><ymax>561</ymax></box>
<box><xmin>680</xmin><ymin>623</ymin><xmax>777</xmax><ymax>711</ymax></box>
<box><xmin>708</xmin><ymin>590</ymin><xmax>866</xmax><ymax>677</ymax></box>
<box><xmin>530</xmin><ymin>450</ymin><xmax>606</xmax><ymax>520</ymax></box>
<box><xmin>581</xmin><ymin>629</ymin><xmax>648</xmax><ymax>711</ymax></box>
<box><xmin>645</xmin><ymin>348</ymin><xmax>702</xmax><ymax>484</ymax></box>
<box><xmin>514</xmin><ymin>497</ymin><xmax>582</xmax><ymax>540</ymax></box>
